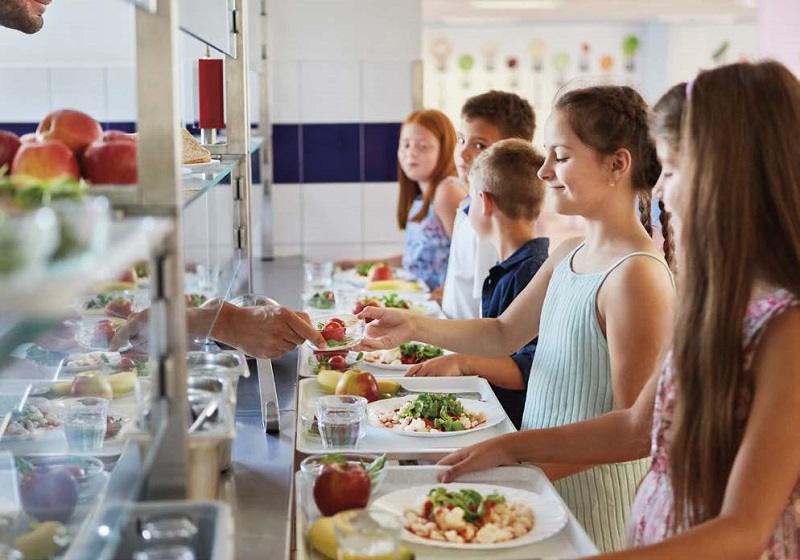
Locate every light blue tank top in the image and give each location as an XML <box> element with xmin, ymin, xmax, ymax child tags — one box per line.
<box><xmin>521</xmin><ymin>242</ymin><xmax>672</xmax><ymax>429</ymax></box>
<box><xmin>520</xmin><ymin>242</ymin><xmax>674</xmax><ymax>552</ymax></box>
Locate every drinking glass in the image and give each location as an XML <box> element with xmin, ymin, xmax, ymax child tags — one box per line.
<box><xmin>333</xmin><ymin>509</ymin><xmax>402</xmax><ymax>560</ymax></box>
<box><xmin>316</xmin><ymin>395</ymin><xmax>367</xmax><ymax>449</ymax></box>
<box><xmin>132</xmin><ymin>545</ymin><xmax>196</xmax><ymax>560</ymax></box>
<box><xmin>60</xmin><ymin>397</ymin><xmax>109</xmax><ymax>452</ymax></box>
<box><xmin>304</xmin><ymin>261</ymin><xmax>334</xmax><ymax>291</ymax></box>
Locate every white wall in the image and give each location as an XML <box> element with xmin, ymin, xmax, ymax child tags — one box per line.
<box><xmin>267</xmin><ymin>0</ymin><xmax>422</xmax><ymax>261</ymax></box>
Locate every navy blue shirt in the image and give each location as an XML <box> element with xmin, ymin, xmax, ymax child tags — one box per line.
<box><xmin>481</xmin><ymin>237</ymin><xmax>549</xmax><ymax>428</ymax></box>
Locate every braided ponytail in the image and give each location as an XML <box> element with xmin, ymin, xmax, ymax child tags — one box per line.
<box><xmin>658</xmin><ymin>199</ymin><xmax>676</xmax><ymax>272</ymax></box>
<box><xmin>638</xmin><ymin>190</ymin><xmax>653</xmax><ymax>237</ymax></box>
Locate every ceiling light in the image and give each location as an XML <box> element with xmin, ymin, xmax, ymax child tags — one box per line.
<box><xmin>471</xmin><ymin>0</ymin><xmax>562</xmax><ymax>10</ymax></box>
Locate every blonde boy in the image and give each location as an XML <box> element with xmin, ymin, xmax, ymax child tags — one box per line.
<box><xmin>462</xmin><ymin>139</ymin><xmax>548</xmax><ymax>426</ymax></box>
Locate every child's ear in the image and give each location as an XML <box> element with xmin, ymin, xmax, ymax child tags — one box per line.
<box><xmin>608</xmin><ymin>148</ymin><xmax>632</xmax><ymax>182</ymax></box>
<box><xmin>479</xmin><ymin>191</ymin><xmax>494</xmax><ymax>215</ymax></box>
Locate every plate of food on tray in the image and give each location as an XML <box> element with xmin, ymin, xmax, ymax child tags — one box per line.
<box><xmin>367</xmin><ymin>392</ymin><xmax>504</xmax><ymax>437</ymax></box>
<box><xmin>335</xmin><ymin>263</ymin><xmax>415</xmax><ymax>287</ymax></box>
<box><xmin>372</xmin><ymin>483</ymin><xmax>568</xmax><ymax>549</ymax></box>
<box><xmin>78</xmin><ymin>291</ymin><xmax>137</xmax><ymax>318</ymax></box>
<box><xmin>306</xmin><ymin>314</ymin><xmax>365</xmax><ymax>352</ymax></box>
<box><xmin>352</xmin><ymin>293</ymin><xmax>438</xmax><ymax>316</ymax></box>
<box><xmin>2</xmin><ymin>397</ymin><xmax>61</xmax><ymax>441</ymax></box>
<box><xmin>304</xmin><ymin>290</ymin><xmax>337</xmax><ymax>311</ymax></box>
<box><xmin>362</xmin><ymin>342</ymin><xmax>445</xmax><ymax>371</ymax></box>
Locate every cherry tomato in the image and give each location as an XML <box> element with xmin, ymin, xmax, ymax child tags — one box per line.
<box><xmin>93</xmin><ymin>321</ymin><xmax>116</xmax><ymax>345</ymax></box>
<box><xmin>328</xmin><ymin>355</ymin><xmax>347</xmax><ymax>371</ymax></box>
<box><xmin>320</xmin><ymin>323</ymin><xmax>345</xmax><ymax>342</ymax></box>
<box><xmin>328</xmin><ymin>318</ymin><xmax>346</xmax><ymax>328</ymax></box>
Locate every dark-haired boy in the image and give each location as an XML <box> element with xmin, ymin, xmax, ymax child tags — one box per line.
<box><xmin>436</xmin><ymin>90</ymin><xmax>537</xmax><ymax>320</ymax></box>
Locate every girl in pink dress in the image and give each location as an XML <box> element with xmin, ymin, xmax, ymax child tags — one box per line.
<box><xmin>435</xmin><ymin>60</ymin><xmax>800</xmax><ymax>558</ymax></box>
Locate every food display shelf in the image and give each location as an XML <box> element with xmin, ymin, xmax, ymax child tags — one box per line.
<box><xmin>295</xmin><ymin>376</ymin><xmax>516</xmax><ymax>460</ymax></box>
<box><xmin>295</xmin><ymin>465</ymin><xmax>599</xmax><ymax>560</ymax></box>
<box><xmin>0</xmin><ymin>217</ymin><xmax>171</xmax><ymax>316</ymax></box>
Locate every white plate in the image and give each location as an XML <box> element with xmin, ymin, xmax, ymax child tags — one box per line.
<box><xmin>335</xmin><ymin>268</ymin><xmax>417</xmax><ymax>287</ymax></box>
<box><xmin>367</xmin><ymin>396</ymin><xmax>505</xmax><ymax>437</ymax></box>
<box><xmin>60</xmin><ymin>352</ymin><xmax>121</xmax><ymax>375</ymax></box>
<box><xmin>372</xmin><ymin>483</ymin><xmax>568</xmax><ymax>550</ymax></box>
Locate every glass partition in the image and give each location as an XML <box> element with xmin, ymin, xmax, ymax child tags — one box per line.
<box><xmin>178</xmin><ymin>0</ymin><xmax>237</xmax><ymax>58</ymax></box>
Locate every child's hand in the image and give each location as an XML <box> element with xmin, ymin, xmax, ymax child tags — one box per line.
<box><xmin>437</xmin><ymin>437</ymin><xmax>517</xmax><ymax>483</ymax></box>
<box><xmin>354</xmin><ymin>306</ymin><xmax>414</xmax><ymax>351</ymax></box>
<box><xmin>406</xmin><ymin>354</ymin><xmax>462</xmax><ymax>377</ymax></box>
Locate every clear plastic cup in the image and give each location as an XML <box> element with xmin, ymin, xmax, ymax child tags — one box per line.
<box><xmin>60</xmin><ymin>397</ymin><xmax>109</xmax><ymax>452</ymax></box>
<box><xmin>304</xmin><ymin>261</ymin><xmax>334</xmax><ymax>291</ymax></box>
<box><xmin>333</xmin><ymin>509</ymin><xmax>402</xmax><ymax>560</ymax></box>
<box><xmin>316</xmin><ymin>395</ymin><xmax>367</xmax><ymax>449</ymax></box>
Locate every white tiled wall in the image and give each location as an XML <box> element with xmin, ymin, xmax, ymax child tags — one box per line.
<box><xmin>302</xmin><ymin>184</ymin><xmax>363</xmax><ymax>244</ymax></box>
<box><xmin>360</xmin><ymin>62</ymin><xmax>414</xmax><ymax>123</ymax></box>
<box><xmin>105</xmin><ymin>67</ymin><xmax>137</xmax><ymax>122</ymax></box>
<box><xmin>272</xmin><ymin>184</ymin><xmax>302</xmax><ymax>247</ymax></box>
<box><xmin>299</xmin><ymin>62</ymin><xmax>361</xmax><ymax>123</ymax></box>
<box><xmin>0</xmin><ymin>68</ymin><xmax>50</xmax><ymax>121</ymax></box>
<box><xmin>50</xmin><ymin>68</ymin><xmax>108</xmax><ymax>120</ymax></box>
<box><xmin>362</xmin><ymin>183</ymin><xmax>404</xmax><ymax>244</ymax></box>
<box><xmin>269</xmin><ymin>62</ymin><xmax>301</xmax><ymax>124</ymax></box>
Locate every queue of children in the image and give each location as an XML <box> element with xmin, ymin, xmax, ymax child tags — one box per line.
<box><xmin>352</xmin><ymin>59</ymin><xmax>800</xmax><ymax>558</ymax></box>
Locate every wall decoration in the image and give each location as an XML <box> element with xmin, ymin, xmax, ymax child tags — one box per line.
<box><xmin>458</xmin><ymin>54</ymin><xmax>475</xmax><ymax>89</ymax></box>
<box><xmin>506</xmin><ymin>56</ymin><xmax>519</xmax><ymax>91</ymax></box>
<box><xmin>529</xmin><ymin>39</ymin><xmax>547</xmax><ymax>107</ymax></box>
<box><xmin>552</xmin><ymin>52</ymin><xmax>571</xmax><ymax>88</ymax></box>
<box><xmin>711</xmin><ymin>40</ymin><xmax>730</xmax><ymax>65</ymax></box>
<box><xmin>599</xmin><ymin>54</ymin><xmax>615</xmax><ymax>83</ymax></box>
<box><xmin>622</xmin><ymin>35</ymin><xmax>640</xmax><ymax>73</ymax></box>
<box><xmin>579</xmin><ymin>42</ymin><xmax>591</xmax><ymax>73</ymax></box>
<box><xmin>481</xmin><ymin>42</ymin><xmax>499</xmax><ymax>89</ymax></box>
<box><xmin>430</xmin><ymin>37</ymin><xmax>454</xmax><ymax>110</ymax></box>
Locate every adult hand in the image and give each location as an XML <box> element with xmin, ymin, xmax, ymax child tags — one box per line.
<box><xmin>406</xmin><ymin>354</ymin><xmax>464</xmax><ymax>378</ymax></box>
<box><xmin>110</xmin><ymin>309</ymin><xmax>149</xmax><ymax>350</ymax></box>
<box><xmin>214</xmin><ymin>304</ymin><xmax>326</xmax><ymax>359</ymax></box>
<box><xmin>427</xmin><ymin>286</ymin><xmax>443</xmax><ymax>304</ymax></box>
<box><xmin>436</xmin><ymin>437</ymin><xmax>517</xmax><ymax>483</ymax></box>
<box><xmin>355</xmin><ymin>306</ymin><xmax>415</xmax><ymax>351</ymax></box>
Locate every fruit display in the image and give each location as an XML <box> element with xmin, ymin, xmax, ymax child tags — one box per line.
<box><xmin>0</xmin><ymin>109</ymin><xmax>138</xmax><ymax>189</ymax></box>
<box><xmin>19</xmin><ymin>464</ymin><xmax>79</xmax><ymax>523</ymax></box>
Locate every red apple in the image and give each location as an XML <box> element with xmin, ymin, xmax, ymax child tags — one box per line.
<box><xmin>20</xmin><ymin>467</ymin><xmax>79</xmax><ymax>523</ymax></box>
<box><xmin>335</xmin><ymin>369</ymin><xmax>379</xmax><ymax>402</ymax></box>
<box><xmin>328</xmin><ymin>355</ymin><xmax>348</xmax><ymax>372</ymax></box>
<box><xmin>312</xmin><ymin>461</ymin><xmax>371</xmax><ymax>516</ymax></box>
<box><xmin>81</xmin><ymin>130</ymin><xmax>138</xmax><ymax>185</ymax></box>
<box><xmin>0</xmin><ymin>130</ymin><xmax>21</xmax><ymax>169</ymax></box>
<box><xmin>104</xmin><ymin>298</ymin><xmax>133</xmax><ymax>319</ymax></box>
<box><xmin>36</xmin><ymin>109</ymin><xmax>102</xmax><ymax>157</ymax></box>
<box><xmin>367</xmin><ymin>264</ymin><xmax>394</xmax><ymax>282</ymax></box>
<box><xmin>70</xmin><ymin>372</ymin><xmax>113</xmax><ymax>400</ymax></box>
<box><xmin>10</xmin><ymin>139</ymin><xmax>80</xmax><ymax>180</ymax></box>
<box><xmin>117</xmin><ymin>267</ymin><xmax>138</xmax><ymax>284</ymax></box>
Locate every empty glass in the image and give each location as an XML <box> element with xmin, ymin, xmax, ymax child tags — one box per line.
<box><xmin>304</xmin><ymin>261</ymin><xmax>334</xmax><ymax>291</ymax></box>
<box><xmin>316</xmin><ymin>395</ymin><xmax>367</xmax><ymax>449</ymax></box>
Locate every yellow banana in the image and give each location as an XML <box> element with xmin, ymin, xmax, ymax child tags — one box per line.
<box><xmin>15</xmin><ymin>521</ymin><xmax>64</xmax><ymax>560</ymax></box>
<box><xmin>365</xmin><ymin>280</ymin><xmax>421</xmax><ymax>292</ymax></box>
<box><xmin>376</xmin><ymin>379</ymin><xmax>401</xmax><ymax>397</ymax></box>
<box><xmin>90</xmin><ymin>281</ymin><xmax>137</xmax><ymax>293</ymax></box>
<box><xmin>308</xmin><ymin>516</ymin><xmax>414</xmax><ymax>560</ymax></box>
<box><xmin>317</xmin><ymin>369</ymin><xmax>344</xmax><ymax>394</ymax></box>
<box><xmin>108</xmin><ymin>369</ymin><xmax>137</xmax><ymax>397</ymax></box>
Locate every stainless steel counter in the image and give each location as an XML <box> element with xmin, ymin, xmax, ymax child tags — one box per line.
<box><xmin>222</xmin><ymin>257</ymin><xmax>304</xmax><ymax>560</ymax></box>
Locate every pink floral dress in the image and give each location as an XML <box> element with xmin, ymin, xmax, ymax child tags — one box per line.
<box><xmin>628</xmin><ymin>288</ymin><xmax>800</xmax><ymax>558</ymax></box>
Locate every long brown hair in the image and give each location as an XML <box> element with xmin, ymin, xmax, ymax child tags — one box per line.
<box><xmin>650</xmin><ymin>82</ymin><xmax>687</xmax><ymax>271</ymax></box>
<box><xmin>554</xmin><ymin>86</ymin><xmax>672</xmax><ymax>260</ymax></box>
<box><xmin>396</xmin><ymin>109</ymin><xmax>457</xmax><ymax>229</ymax></box>
<box><xmin>669</xmin><ymin>61</ymin><xmax>800</xmax><ymax>529</ymax></box>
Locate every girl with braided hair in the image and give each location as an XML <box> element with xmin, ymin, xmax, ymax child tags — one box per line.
<box><xmin>357</xmin><ymin>84</ymin><xmax>676</xmax><ymax>551</ymax></box>
<box><xmin>432</xmin><ymin>62</ymin><xmax>800</xmax><ymax>559</ymax></box>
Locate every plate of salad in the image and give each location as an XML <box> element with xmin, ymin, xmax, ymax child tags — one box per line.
<box><xmin>362</xmin><ymin>342</ymin><xmax>445</xmax><ymax>371</ymax></box>
<box><xmin>372</xmin><ymin>483</ymin><xmax>567</xmax><ymax>549</ymax></box>
<box><xmin>305</xmin><ymin>290</ymin><xmax>337</xmax><ymax>311</ymax></box>
<box><xmin>367</xmin><ymin>393</ymin><xmax>504</xmax><ymax>437</ymax></box>
<box><xmin>305</xmin><ymin>314</ymin><xmax>365</xmax><ymax>352</ymax></box>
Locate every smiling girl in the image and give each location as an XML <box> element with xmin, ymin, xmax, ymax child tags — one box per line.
<box><xmin>358</xmin><ymin>86</ymin><xmax>675</xmax><ymax>551</ymax></box>
<box><xmin>338</xmin><ymin>109</ymin><xmax>464</xmax><ymax>290</ymax></box>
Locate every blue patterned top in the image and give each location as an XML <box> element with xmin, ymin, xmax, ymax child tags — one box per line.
<box><xmin>402</xmin><ymin>194</ymin><xmax>452</xmax><ymax>290</ymax></box>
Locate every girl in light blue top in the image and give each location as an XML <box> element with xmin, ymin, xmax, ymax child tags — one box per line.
<box><xmin>358</xmin><ymin>86</ymin><xmax>675</xmax><ymax>552</ymax></box>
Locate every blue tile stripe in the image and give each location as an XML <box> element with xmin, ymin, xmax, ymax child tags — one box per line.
<box><xmin>273</xmin><ymin>122</ymin><xmax>400</xmax><ymax>184</ymax></box>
